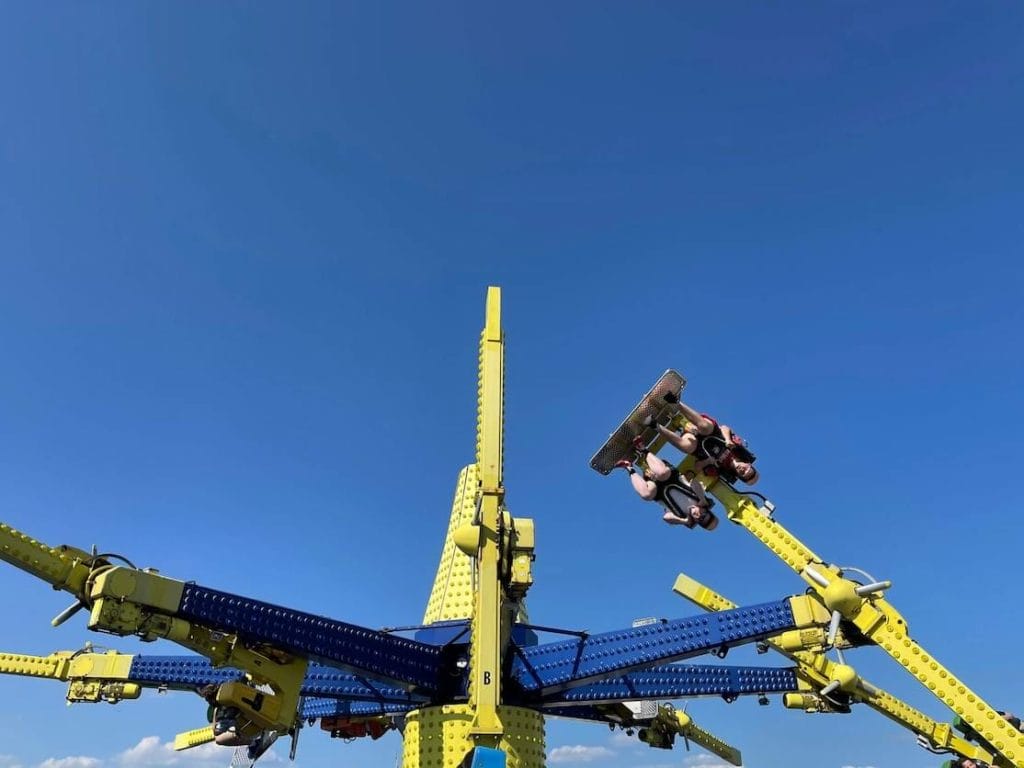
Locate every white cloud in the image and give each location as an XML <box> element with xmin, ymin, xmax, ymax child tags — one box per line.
<box><xmin>118</xmin><ymin>736</ymin><xmax>179</xmax><ymax>767</ymax></box>
<box><xmin>116</xmin><ymin>736</ymin><xmax>282</xmax><ymax>768</ymax></box>
<box><xmin>608</xmin><ymin>731</ymin><xmax>639</xmax><ymax>748</ymax></box>
<box><xmin>840</xmin><ymin>765</ymin><xmax>877</xmax><ymax>768</ymax></box>
<box><xmin>548</xmin><ymin>745</ymin><xmax>614</xmax><ymax>763</ymax></box>
<box><xmin>0</xmin><ymin>733</ymin><xmax>286</xmax><ymax>768</ymax></box>
<box><xmin>117</xmin><ymin>736</ymin><xmax>232</xmax><ymax>767</ymax></box>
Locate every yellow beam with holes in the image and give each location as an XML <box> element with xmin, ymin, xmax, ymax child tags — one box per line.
<box><xmin>638</xmin><ymin>703</ymin><xmax>742</xmax><ymax>766</ymax></box>
<box><xmin>673</xmin><ymin>572</ymin><xmax>995</xmax><ymax>765</ymax></box>
<box><xmin>0</xmin><ymin>649</ymin><xmax>136</xmax><ymax>684</ymax></box>
<box><xmin>0</xmin><ymin>649</ymin><xmax>142</xmax><ymax>704</ymax></box>
<box><xmin>674</xmin><ymin>710</ymin><xmax>742</xmax><ymax>767</ymax></box>
<box><xmin>0</xmin><ymin>651</ymin><xmax>73</xmax><ymax>680</ymax></box>
<box><xmin>173</xmin><ymin>726</ymin><xmax>215</xmax><ymax>751</ymax></box>
<box><xmin>0</xmin><ymin>522</ymin><xmax>92</xmax><ymax>597</ymax></box>
<box><xmin>469</xmin><ymin>285</ymin><xmax>505</xmax><ymax>738</ymax></box>
<box><xmin>691</xmin><ymin>473</ymin><xmax>1024</xmax><ymax>768</ymax></box>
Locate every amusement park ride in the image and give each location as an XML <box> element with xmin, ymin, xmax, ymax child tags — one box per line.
<box><xmin>0</xmin><ymin>287</ymin><xmax>1020</xmax><ymax>768</ymax></box>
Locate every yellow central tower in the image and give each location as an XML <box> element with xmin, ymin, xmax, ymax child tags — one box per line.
<box><xmin>405</xmin><ymin>287</ymin><xmax>545</xmax><ymax>768</ymax></box>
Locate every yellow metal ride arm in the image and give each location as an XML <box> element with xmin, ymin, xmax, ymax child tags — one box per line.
<box><xmin>637</xmin><ymin>403</ymin><xmax>1020</xmax><ymax>766</ymax></box>
<box><xmin>672</xmin><ymin>573</ymin><xmax>995</xmax><ymax>766</ymax></box>
<box><xmin>0</xmin><ymin>648</ymin><xmax>217</xmax><ymax>750</ymax></box>
<box><xmin>636</xmin><ymin>703</ymin><xmax>743</xmax><ymax>767</ymax></box>
<box><xmin>0</xmin><ymin>649</ymin><xmax>140</xmax><ymax>704</ymax></box>
<box><xmin>0</xmin><ymin>522</ymin><xmax>307</xmax><ymax>746</ymax></box>
<box><xmin>693</xmin><ymin>477</ymin><xmax>1023</xmax><ymax>767</ymax></box>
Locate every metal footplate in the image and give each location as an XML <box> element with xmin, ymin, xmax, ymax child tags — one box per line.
<box><xmin>590</xmin><ymin>369</ymin><xmax>685</xmax><ymax>475</ymax></box>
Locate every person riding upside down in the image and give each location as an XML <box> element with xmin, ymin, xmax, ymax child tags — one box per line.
<box><xmin>651</xmin><ymin>395</ymin><xmax>759</xmax><ymax>485</ymax></box>
<box><xmin>615</xmin><ymin>440</ymin><xmax>718</xmax><ymax>530</ymax></box>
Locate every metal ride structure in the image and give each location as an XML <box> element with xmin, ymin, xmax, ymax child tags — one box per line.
<box><xmin>0</xmin><ymin>287</ymin><xmax>1019</xmax><ymax>768</ymax></box>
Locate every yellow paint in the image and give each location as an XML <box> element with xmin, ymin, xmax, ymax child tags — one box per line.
<box><xmin>468</xmin><ymin>286</ymin><xmax>506</xmax><ymax>737</ymax></box>
<box><xmin>173</xmin><ymin>726</ymin><xmax>215</xmax><ymax>751</ymax></box>
<box><xmin>423</xmin><ymin>465</ymin><xmax>480</xmax><ymax>623</ymax></box>
<box><xmin>673</xmin><ymin>571</ymin><xmax>995</xmax><ymax>764</ymax></box>
<box><xmin>693</xmin><ymin>476</ymin><xmax>1024</xmax><ymax>767</ymax></box>
<box><xmin>0</xmin><ymin>651</ymin><xmax>70</xmax><ymax>679</ymax></box>
<box><xmin>403</xmin><ymin>705</ymin><xmax>545</xmax><ymax>768</ymax></box>
<box><xmin>639</xmin><ymin>704</ymin><xmax>742</xmax><ymax>767</ymax></box>
<box><xmin>0</xmin><ymin>523</ymin><xmax>91</xmax><ymax>595</ymax></box>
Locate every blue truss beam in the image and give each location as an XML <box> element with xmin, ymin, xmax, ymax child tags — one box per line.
<box><xmin>129</xmin><ymin>655</ymin><xmax>426</xmax><ymax>704</ymax></box>
<box><xmin>177</xmin><ymin>583</ymin><xmax>443</xmax><ymax>693</ymax></box>
<box><xmin>541</xmin><ymin>663</ymin><xmax>798</xmax><ymax>705</ymax></box>
<box><xmin>512</xmin><ymin>599</ymin><xmax>795</xmax><ymax>694</ymax></box>
<box><xmin>301</xmin><ymin>698</ymin><xmax>415</xmax><ymax>719</ymax></box>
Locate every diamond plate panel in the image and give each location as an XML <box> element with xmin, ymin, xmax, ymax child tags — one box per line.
<box><xmin>590</xmin><ymin>369</ymin><xmax>686</xmax><ymax>474</ymax></box>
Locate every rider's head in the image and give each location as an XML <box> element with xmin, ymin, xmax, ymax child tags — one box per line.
<box><xmin>950</xmin><ymin>759</ymin><xmax>990</xmax><ymax>768</ymax></box>
<box><xmin>735</xmin><ymin>462</ymin><xmax>759</xmax><ymax>485</ymax></box>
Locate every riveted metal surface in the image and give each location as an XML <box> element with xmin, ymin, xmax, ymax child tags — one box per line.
<box><xmin>423</xmin><ymin>466</ymin><xmax>480</xmax><ymax>624</ymax></box>
<box><xmin>545</xmin><ymin>663</ymin><xmax>798</xmax><ymax>705</ymax></box>
<box><xmin>178</xmin><ymin>583</ymin><xmax>443</xmax><ymax>692</ymax></box>
<box><xmin>513</xmin><ymin>600</ymin><xmax>795</xmax><ymax>694</ymax></box>
<box><xmin>130</xmin><ymin>655</ymin><xmax>427</xmax><ymax>703</ymax></box>
<box><xmin>403</xmin><ymin>705</ymin><xmax>545</xmax><ymax>768</ymax></box>
<box><xmin>129</xmin><ymin>655</ymin><xmax>240</xmax><ymax>687</ymax></box>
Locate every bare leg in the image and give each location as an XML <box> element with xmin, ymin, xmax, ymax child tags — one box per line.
<box><xmin>629</xmin><ymin>472</ymin><xmax>659</xmax><ymax>500</ymax></box>
<box><xmin>644</xmin><ymin>451</ymin><xmax>673</xmax><ymax>481</ymax></box>
<box><xmin>655</xmin><ymin>423</ymin><xmax>698</xmax><ymax>455</ymax></box>
<box><xmin>675</xmin><ymin>401</ymin><xmax>716</xmax><ymax>436</ymax></box>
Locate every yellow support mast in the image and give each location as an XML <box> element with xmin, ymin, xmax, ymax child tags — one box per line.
<box><xmin>403</xmin><ymin>287</ymin><xmax>545</xmax><ymax>768</ymax></box>
<box><xmin>471</xmin><ymin>285</ymin><xmax>506</xmax><ymax>738</ymax></box>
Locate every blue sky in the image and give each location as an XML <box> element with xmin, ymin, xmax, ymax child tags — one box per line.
<box><xmin>0</xmin><ymin>3</ymin><xmax>1022</xmax><ymax>767</ymax></box>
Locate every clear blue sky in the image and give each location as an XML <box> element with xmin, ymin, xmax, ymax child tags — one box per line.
<box><xmin>0</xmin><ymin>3</ymin><xmax>1021</xmax><ymax>768</ymax></box>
